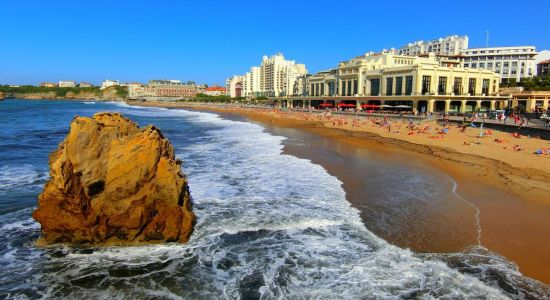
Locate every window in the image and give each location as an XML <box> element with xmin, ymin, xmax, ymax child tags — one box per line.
<box><xmin>310</xmin><ymin>84</ymin><xmax>314</xmax><ymax>96</ymax></box>
<box><xmin>482</xmin><ymin>79</ymin><xmax>489</xmax><ymax>95</ymax></box>
<box><xmin>422</xmin><ymin>76</ymin><xmax>431</xmax><ymax>95</ymax></box>
<box><xmin>471</xmin><ymin>63</ymin><xmax>477</xmax><ymax>68</ymax></box>
<box><xmin>320</xmin><ymin>83</ymin><xmax>324</xmax><ymax>95</ymax></box>
<box><xmin>468</xmin><ymin>78</ymin><xmax>476</xmax><ymax>95</ymax></box>
<box><xmin>353</xmin><ymin>80</ymin><xmax>358</xmax><ymax>95</ymax></box>
<box><xmin>453</xmin><ymin>77</ymin><xmax>462</xmax><ymax>95</ymax></box>
<box><xmin>347</xmin><ymin>80</ymin><xmax>352</xmax><ymax>96</ymax></box>
<box><xmin>340</xmin><ymin>81</ymin><xmax>346</xmax><ymax>96</ymax></box>
<box><xmin>464</xmin><ymin>63</ymin><xmax>469</xmax><ymax>68</ymax></box>
<box><xmin>329</xmin><ymin>82</ymin><xmax>335</xmax><ymax>96</ymax></box>
<box><xmin>479</xmin><ymin>63</ymin><xmax>485</xmax><ymax>69</ymax></box>
<box><xmin>438</xmin><ymin>77</ymin><xmax>447</xmax><ymax>95</ymax></box>
<box><xmin>386</xmin><ymin>77</ymin><xmax>393</xmax><ymax>96</ymax></box>
<box><xmin>487</xmin><ymin>62</ymin><xmax>493</xmax><ymax>68</ymax></box>
<box><xmin>395</xmin><ymin>77</ymin><xmax>403</xmax><ymax>96</ymax></box>
<box><xmin>504</xmin><ymin>62</ymin><xmax>509</xmax><ymax>68</ymax></box>
<box><xmin>370</xmin><ymin>79</ymin><xmax>380</xmax><ymax>96</ymax></box>
<box><xmin>405</xmin><ymin>76</ymin><xmax>413</xmax><ymax>95</ymax></box>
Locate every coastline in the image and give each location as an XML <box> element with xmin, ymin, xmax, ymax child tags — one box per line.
<box><xmin>126</xmin><ymin>100</ymin><xmax>550</xmax><ymax>285</ymax></box>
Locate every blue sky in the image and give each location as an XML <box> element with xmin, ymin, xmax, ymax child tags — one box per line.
<box><xmin>1</xmin><ymin>0</ymin><xmax>549</xmax><ymax>86</ymax></box>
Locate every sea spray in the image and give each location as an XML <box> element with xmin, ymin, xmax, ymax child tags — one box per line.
<box><xmin>0</xmin><ymin>100</ymin><xmax>545</xmax><ymax>298</ymax></box>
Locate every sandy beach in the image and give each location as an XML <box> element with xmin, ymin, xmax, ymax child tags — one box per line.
<box><xmin>127</xmin><ymin>100</ymin><xmax>550</xmax><ymax>284</ymax></box>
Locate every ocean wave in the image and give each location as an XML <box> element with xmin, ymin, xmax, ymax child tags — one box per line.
<box><xmin>0</xmin><ymin>164</ymin><xmax>49</xmax><ymax>191</ymax></box>
<box><xmin>0</xmin><ymin>102</ymin><xmax>539</xmax><ymax>298</ymax></box>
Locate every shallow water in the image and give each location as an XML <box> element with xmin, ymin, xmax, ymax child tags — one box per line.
<box><xmin>0</xmin><ymin>100</ymin><xmax>548</xmax><ymax>299</ymax></box>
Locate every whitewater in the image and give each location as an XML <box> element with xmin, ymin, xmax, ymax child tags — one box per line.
<box><xmin>0</xmin><ymin>100</ymin><xmax>544</xmax><ymax>299</ymax></box>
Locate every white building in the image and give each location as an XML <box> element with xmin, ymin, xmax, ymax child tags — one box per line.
<box><xmin>461</xmin><ymin>46</ymin><xmax>537</xmax><ymax>83</ymax></box>
<box><xmin>101</xmin><ymin>79</ymin><xmax>122</xmax><ymax>90</ymax></box>
<box><xmin>399</xmin><ymin>35</ymin><xmax>469</xmax><ymax>56</ymax></box>
<box><xmin>58</xmin><ymin>81</ymin><xmax>77</xmax><ymax>88</ymax></box>
<box><xmin>258</xmin><ymin>53</ymin><xmax>308</xmax><ymax>97</ymax></box>
<box><xmin>242</xmin><ymin>66</ymin><xmax>261</xmax><ymax>98</ymax></box>
<box><xmin>228</xmin><ymin>53</ymin><xmax>308</xmax><ymax>98</ymax></box>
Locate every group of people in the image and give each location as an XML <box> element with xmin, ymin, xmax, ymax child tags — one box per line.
<box><xmin>230</xmin><ymin>105</ymin><xmax>549</xmax><ymax>159</ymax></box>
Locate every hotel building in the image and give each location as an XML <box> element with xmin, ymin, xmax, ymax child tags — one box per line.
<box><xmin>39</xmin><ymin>82</ymin><xmax>57</xmax><ymax>87</ymax></box>
<box><xmin>242</xmin><ymin>66</ymin><xmax>260</xmax><ymax>98</ymax></box>
<box><xmin>461</xmin><ymin>46</ymin><xmax>537</xmax><ymax>83</ymax></box>
<box><xmin>144</xmin><ymin>80</ymin><xmax>197</xmax><ymax>98</ymax></box>
<box><xmin>228</xmin><ymin>53</ymin><xmax>307</xmax><ymax>98</ymax></box>
<box><xmin>282</xmin><ymin>51</ymin><xmax>508</xmax><ymax>114</ymax></box>
<box><xmin>399</xmin><ymin>35</ymin><xmax>469</xmax><ymax>56</ymax></box>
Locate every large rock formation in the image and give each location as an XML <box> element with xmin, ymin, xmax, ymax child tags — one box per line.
<box><xmin>33</xmin><ymin>112</ymin><xmax>195</xmax><ymax>245</ymax></box>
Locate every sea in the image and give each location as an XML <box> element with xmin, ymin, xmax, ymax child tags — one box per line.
<box><xmin>0</xmin><ymin>99</ymin><xmax>548</xmax><ymax>299</ymax></box>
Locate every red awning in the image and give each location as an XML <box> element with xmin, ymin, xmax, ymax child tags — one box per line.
<box><xmin>361</xmin><ymin>104</ymin><xmax>380</xmax><ymax>108</ymax></box>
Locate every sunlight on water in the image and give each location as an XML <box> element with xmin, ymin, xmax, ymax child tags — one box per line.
<box><xmin>0</xmin><ymin>100</ymin><xmax>547</xmax><ymax>298</ymax></box>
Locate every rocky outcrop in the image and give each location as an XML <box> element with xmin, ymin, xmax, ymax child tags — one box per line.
<box><xmin>33</xmin><ymin>112</ymin><xmax>195</xmax><ymax>245</ymax></box>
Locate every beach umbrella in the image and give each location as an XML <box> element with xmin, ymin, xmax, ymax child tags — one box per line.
<box><xmin>361</xmin><ymin>104</ymin><xmax>380</xmax><ymax>108</ymax></box>
<box><xmin>395</xmin><ymin>105</ymin><xmax>412</xmax><ymax>108</ymax></box>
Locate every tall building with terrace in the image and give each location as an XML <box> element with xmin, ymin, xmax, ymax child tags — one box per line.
<box><xmin>399</xmin><ymin>35</ymin><xmax>469</xmax><ymax>56</ymax></box>
<box><xmin>461</xmin><ymin>46</ymin><xmax>537</xmax><ymax>83</ymax></box>
<box><xmin>228</xmin><ymin>53</ymin><xmax>307</xmax><ymax>98</ymax></box>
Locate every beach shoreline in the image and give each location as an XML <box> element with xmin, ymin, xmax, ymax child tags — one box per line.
<box><xmin>126</xmin><ymin>100</ymin><xmax>550</xmax><ymax>285</ymax></box>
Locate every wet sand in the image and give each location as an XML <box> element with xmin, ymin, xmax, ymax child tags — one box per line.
<box><xmin>127</xmin><ymin>101</ymin><xmax>550</xmax><ymax>285</ymax></box>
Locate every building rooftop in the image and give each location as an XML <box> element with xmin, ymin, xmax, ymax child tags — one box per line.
<box><xmin>205</xmin><ymin>86</ymin><xmax>226</xmax><ymax>91</ymax></box>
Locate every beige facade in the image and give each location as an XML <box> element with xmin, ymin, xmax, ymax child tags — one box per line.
<box><xmin>509</xmin><ymin>91</ymin><xmax>550</xmax><ymax>112</ymax></box>
<box><xmin>228</xmin><ymin>53</ymin><xmax>307</xmax><ymax>98</ymax></box>
<box><xmin>58</xmin><ymin>81</ymin><xmax>77</xmax><ymax>88</ymax></box>
<box><xmin>226</xmin><ymin>75</ymin><xmax>244</xmax><ymax>98</ymax></box>
<box><xmin>283</xmin><ymin>52</ymin><xmax>508</xmax><ymax>114</ymax></box>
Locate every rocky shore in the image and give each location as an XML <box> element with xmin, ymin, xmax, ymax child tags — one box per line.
<box><xmin>33</xmin><ymin>112</ymin><xmax>195</xmax><ymax>245</ymax></box>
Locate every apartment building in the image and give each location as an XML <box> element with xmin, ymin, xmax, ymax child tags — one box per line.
<box><xmin>399</xmin><ymin>35</ymin><xmax>469</xmax><ymax>56</ymax></box>
<box><xmin>461</xmin><ymin>46</ymin><xmax>537</xmax><ymax>83</ymax></box>
<box><xmin>228</xmin><ymin>53</ymin><xmax>307</xmax><ymax>98</ymax></box>
<box><xmin>58</xmin><ymin>81</ymin><xmax>77</xmax><ymax>88</ymax></box>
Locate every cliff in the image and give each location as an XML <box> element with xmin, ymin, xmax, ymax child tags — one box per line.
<box><xmin>33</xmin><ymin>112</ymin><xmax>195</xmax><ymax>245</ymax></box>
<box><xmin>6</xmin><ymin>86</ymin><xmax>126</xmax><ymax>101</ymax></box>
